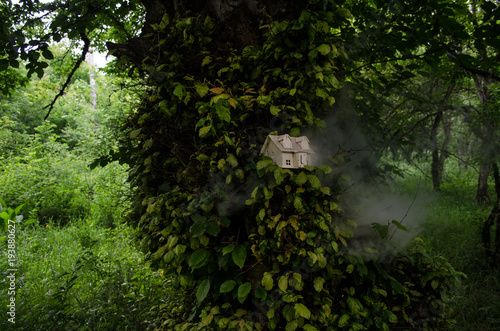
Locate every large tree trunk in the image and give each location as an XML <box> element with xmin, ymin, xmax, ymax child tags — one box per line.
<box><xmin>477</xmin><ymin>164</ymin><xmax>491</xmax><ymax>204</ymax></box>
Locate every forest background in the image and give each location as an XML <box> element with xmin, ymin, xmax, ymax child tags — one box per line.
<box><xmin>0</xmin><ymin>0</ymin><xmax>499</xmax><ymax>330</ymax></box>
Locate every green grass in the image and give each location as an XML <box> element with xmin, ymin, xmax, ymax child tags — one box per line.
<box><xmin>396</xmin><ymin>169</ymin><xmax>500</xmax><ymax>331</ymax></box>
<box><xmin>0</xmin><ymin>219</ymin><xmax>176</xmax><ymax>330</ymax></box>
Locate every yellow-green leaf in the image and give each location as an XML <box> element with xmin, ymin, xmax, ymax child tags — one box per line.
<box><xmin>294</xmin><ymin>303</ymin><xmax>311</xmax><ymax>319</ymax></box>
<box><xmin>262</xmin><ymin>272</ymin><xmax>274</xmax><ymax>291</ymax></box>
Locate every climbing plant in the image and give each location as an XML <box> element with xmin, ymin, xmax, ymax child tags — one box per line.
<box><xmin>119</xmin><ymin>2</ymin><xmax>464</xmax><ymax>329</ymax></box>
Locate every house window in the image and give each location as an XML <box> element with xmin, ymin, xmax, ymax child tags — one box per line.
<box><xmin>285</xmin><ymin>159</ymin><xmax>291</xmax><ymax>166</ymax></box>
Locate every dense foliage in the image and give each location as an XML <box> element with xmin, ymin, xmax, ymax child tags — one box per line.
<box><xmin>111</xmin><ymin>2</ymin><xmax>465</xmax><ymax>329</ymax></box>
<box><xmin>3</xmin><ymin>0</ymin><xmax>500</xmax><ymax>329</ymax></box>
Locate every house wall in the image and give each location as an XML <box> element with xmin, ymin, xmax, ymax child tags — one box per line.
<box><xmin>296</xmin><ymin>153</ymin><xmax>308</xmax><ymax>167</ymax></box>
<box><xmin>282</xmin><ymin>152</ymin><xmax>294</xmax><ymax>168</ymax></box>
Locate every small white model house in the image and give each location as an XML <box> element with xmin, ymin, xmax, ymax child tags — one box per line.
<box><xmin>260</xmin><ymin>134</ymin><xmax>313</xmax><ymax>169</ymax></box>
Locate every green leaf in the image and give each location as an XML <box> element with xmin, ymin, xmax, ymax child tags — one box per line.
<box><xmin>338</xmin><ymin>314</ymin><xmax>350</xmax><ymax>327</ymax></box>
<box><xmin>303</xmin><ymin>325</ymin><xmax>319</xmax><ymax>331</ymax></box>
<box><xmin>257</xmin><ymin>157</ymin><xmax>274</xmax><ymax>171</ymax></box>
<box><xmin>391</xmin><ymin>279</ymin><xmax>406</xmax><ymax>294</ymax></box>
<box><xmin>278</xmin><ymin>276</ymin><xmax>288</xmax><ymax>292</ymax></box>
<box><xmin>191</xmin><ymin>214</ymin><xmax>207</xmax><ymax>223</ymax></box>
<box><xmin>317</xmin><ymin>44</ymin><xmax>331</xmax><ymax>55</ymax></box>
<box><xmin>42</xmin><ymin>49</ymin><xmax>54</xmax><ymax>60</ymax></box>
<box><xmin>173</xmin><ymin>84</ymin><xmax>185</xmax><ymax>100</ymax></box>
<box><xmin>215</xmin><ymin>99</ymin><xmax>231</xmax><ymax>122</ymax></box>
<box><xmin>196</xmin><ymin>279</ymin><xmax>211</xmax><ymax>303</ymax></box>
<box><xmin>293</xmin><ymin>196</ymin><xmax>303</xmax><ymax>211</ymax></box>
<box><xmin>294</xmin><ymin>172</ymin><xmax>307</xmax><ymax>186</ymax></box>
<box><xmin>391</xmin><ymin>220</ymin><xmax>408</xmax><ymax>232</ymax></box>
<box><xmin>262</xmin><ymin>272</ymin><xmax>274</xmax><ymax>290</ymax></box>
<box><xmin>188</xmin><ymin>248</ymin><xmax>209</xmax><ymax>270</ymax></box>
<box><xmin>313</xmin><ymin>277</ymin><xmax>324</xmax><ymax>292</ymax></box>
<box><xmin>190</xmin><ymin>222</ymin><xmax>206</xmax><ymax>237</ymax></box>
<box><xmin>238</xmin><ymin>282</ymin><xmax>252</xmax><ymax>304</ymax></box>
<box><xmin>222</xmin><ymin>243</ymin><xmax>235</xmax><ymax>255</ymax></box>
<box><xmin>205</xmin><ymin>221</ymin><xmax>220</xmax><ymax>236</ymax></box>
<box><xmin>294</xmin><ymin>303</ymin><xmax>311</xmax><ymax>319</ymax></box>
<box><xmin>307</xmin><ymin>174</ymin><xmax>321</xmax><ymax>189</ymax></box>
<box><xmin>232</xmin><ymin>245</ymin><xmax>247</xmax><ymax>269</ymax></box>
<box><xmin>130</xmin><ymin>128</ymin><xmax>142</xmax><ymax>139</ymax></box>
<box><xmin>220</xmin><ymin>280</ymin><xmax>236</xmax><ymax>293</ymax></box>
<box><xmin>195</xmin><ymin>83</ymin><xmax>209</xmax><ymax>97</ymax></box>
<box><xmin>270</xmin><ymin>105</ymin><xmax>280</xmax><ymax>116</ymax></box>
<box><xmin>255</xmin><ymin>287</ymin><xmax>267</xmax><ymax>300</ymax></box>
<box><xmin>199</xmin><ymin>125</ymin><xmax>211</xmax><ymax>137</ymax></box>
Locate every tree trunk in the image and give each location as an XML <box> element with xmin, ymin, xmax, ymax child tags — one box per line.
<box><xmin>472</xmin><ymin>74</ymin><xmax>493</xmax><ymax>204</ymax></box>
<box><xmin>482</xmin><ymin>163</ymin><xmax>500</xmax><ymax>266</ymax></box>
<box><xmin>477</xmin><ymin>164</ymin><xmax>491</xmax><ymax>204</ymax></box>
<box><xmin>430</xmin><ymin>111</ymin><xmax>443</xmax><ymax>191</ymax></box>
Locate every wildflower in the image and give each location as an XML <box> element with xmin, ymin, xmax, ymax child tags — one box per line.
<box><xmin>46</xmin><ymin>224</ymin><xmax>50</xmax><ymax>229</ymax></box>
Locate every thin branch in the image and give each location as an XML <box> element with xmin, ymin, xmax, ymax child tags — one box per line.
<box><xmin>43</xmin><ymin>32</ymin><xmax>91</xmax><ymax>120</ymax></box>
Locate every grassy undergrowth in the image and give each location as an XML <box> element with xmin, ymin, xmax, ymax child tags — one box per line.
<box><xmin>396</xmin><ymin>168</ymin><xmax>500</xmax><ymax>331</ymax></box>
<box><xmin>0</xmin><ymin>219</ymin><xmax>180</xmax><ymax>331</ymax></box>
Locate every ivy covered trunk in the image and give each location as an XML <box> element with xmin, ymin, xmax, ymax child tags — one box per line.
<box><xmin>110</xmin><ymin>1</ymin><xmax>464</xmax><ymax>329</ymax></box>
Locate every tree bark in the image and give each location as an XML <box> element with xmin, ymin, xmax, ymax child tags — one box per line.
<box><xmin>477</xmin><ymin>164</ymin><xmax>491</xmax><ymax>204</ymax></box>
<box><xmin>482</xmin><ymin>163</ymin><xmax>500</xmax><ymax>266</ymax></box>
<box><xmin>472</xmin><ymin>74</ymin><xmax>493</xmax><ymax>204</ymax></box>
<box><xmin>430</xmin><ymin>111</ymin><xmax>443</xmax><ymax>191</ymax></box>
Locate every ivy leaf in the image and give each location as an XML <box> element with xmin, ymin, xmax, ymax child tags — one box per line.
<box><xmin>215</xmin><ymin>99</ymin><xmax>231</xmax><ymax>122</ymax></box>
<box><xmin>255</xmin><ymin>287</ymin><xmax>267</xmax><ymax>300</ymax></box>
<box><xmin>294</xmin><ymin>172</ymin><xmax>307</xmax><ymax>186</ymax></box>
<box><xmin>223</xmin><ymin>243</ymin><xmax>235</xmax><ymax>255</ymax></box>
<box><xmin>257</xmin><ymin>157</ymin><xmax>274</xmax><ymax>171</ymax></box>
<box><xmin>238</xmin><ymin>282</ymin><xmax>252</xmax><ymax>304</ymax></box>
<box><xmin>293</xmin><ymin>196</ymin><xmax>303</xmax><ymax>211</ymax></box>
<box><xmin>317</xmin><ymin>44</ymin><xmax>331</xmax><ymax>55</ymax></box>
<box><xmin>199</xmin><ymin>125</ymin><xmax>211</xmax><ymax>138</ymax></box>
<box><xmin>270</xmin><ymin>105</ymin><xmax>280</xmax><ymax>116</ymax></box>
<box><xmin>173</xmin><ymin>84</ymin><xmax>185</xmax><ymax>100</ymax></box>
<box><xmin>220</xmin><ymin>280</ymin><xmax>236</xmax><ymax>293</ymax></box>
<box><xmin>278</xmin><ymin>276</ymin><xmax>288</xmax><ymax>292</ymax></box>
<box><xmin>294</xmin><ymin>303</ymin><xmax>311</xmax><ymax>319</ymax></box>
<box><xmin>188</xmin><ymin>248</ymin><xmax>209</xmax><ymax>270</ymax></box>
<box><xmin>205</xmin><ymin>221</ymin><xmax>220</xmax><ymax>236</ymax></box>
<box><xmin>191</xmin><ymin>214</ymin><xmax>207</xmax><ymax>223</ymax></box>
<box><xmin>196</xmin><ymin>278</ymin><xmax>211</xmax><ymax>303</ymax></box>
<box><xmin>313</xmin><ymin>277</ymin><xmax>325</xmax><ymax>292</ymax></box>
<box><xmin>195</xmin><ymin>83</ymin><xmax>209</xmax><ymax>97</ymax></box>
<box><xmin>307</xmin><ymin>174</ymin><xmax>321</xmax><ymax>189</ymax></box>
<box><xmin>262</xmin><ymin>272</ymin><xmax>274</xmax><ymax>290</ymax></box>
<box><xmin>338</xmin><ymin>314</ymin><xmax>350</xmax><ymax>327</ymax></box>
<box><xmin>189</xmin><ymin>222</ymin><xmax>206</xmax><ymax>237</ymax></box>
<box><xmin>232</xmin><ymin>245</ymin><xmax>247</xmax><ymax>269</ymax></box>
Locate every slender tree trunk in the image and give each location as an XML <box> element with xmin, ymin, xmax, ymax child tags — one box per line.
<box><xmin>431</xmin><ymin>111</ymin><xmax>443</xmax><ymax>191</ymax></box>
<box><xmin>438</xmin><ymin>113</ymin><xmax>452</xmax><ymax>184</ymax></box>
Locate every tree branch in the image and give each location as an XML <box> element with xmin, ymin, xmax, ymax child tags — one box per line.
<box><xmin>43</xmin><ymin>32</ymin><xmax>91</xmax><ymax>120</ymax></box>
